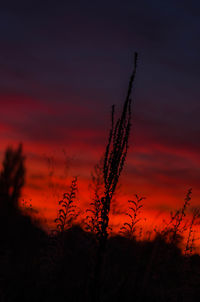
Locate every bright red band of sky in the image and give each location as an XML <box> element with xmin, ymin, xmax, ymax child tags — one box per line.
<box><xmin>1</xmin><ymin>93</ymin><xmax>200</xmax><ymax>235</ymax></box>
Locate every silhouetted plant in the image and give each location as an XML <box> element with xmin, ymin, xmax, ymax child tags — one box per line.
<box><xmin>86</xmin><ymin>160</ymin><xmax>104</xmax><ymax>233</ymax></box>
<box><xmin>97</xmin><ymin>52</ymin><xmax>138</xmax><ymax>248</ymax></box>
<box><xmin>91</xmin><ymin>53</ymin><xmax>138</xmax><ymax>302</ymax></box>
<box><xmin>86</xmin><ymin>200</ymin><xmax>102</xmax><ymax>234</ymax></box>
<box><xmin>184</xmin><ymin>208</ymin><xmax>200</xmax><ymax>256</ymax></box>
<box><xmin>161</xmin><ymin>188</ymin><xmax>192</xmax><ymax>244</ymax></box>
<box><xmin>120</xmin><ymin>194</ymin><xmax>145</xmax><ymax>239</ymax></box>
<box><xmin>86</xmin><ymin>158</ymin><xmax>120</xmax><ymax>234</ymax></box>
<box><xmin>55</xmin><ymin>177</ymin><xmax>79</xmax><ymax>233</ymax></box>
<box><xmin>0</xmin><ymin>143</ymin><xmax>25</xmax><ymax>212</ymax></box>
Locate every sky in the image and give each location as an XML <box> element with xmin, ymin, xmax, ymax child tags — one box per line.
<box><xmin>0</xmin><ymin>0</ymin><xmax>200</xmax><ymax>230</ymax></box>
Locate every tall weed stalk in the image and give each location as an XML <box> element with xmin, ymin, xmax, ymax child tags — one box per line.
<box><xmin>92</xmin><ymin>53</ymin><xmax>138</xmax><ymax>301</ymax></box>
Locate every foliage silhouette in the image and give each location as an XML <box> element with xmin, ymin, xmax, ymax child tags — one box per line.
<box><xmin>120</xmin><ymin>194</ymin><xmax>145</xmax><ymax>239</ymax></box>
<box><xmin>55</xmin><ymin>176</ymin><xmax>79</xmax><ymax>233</ymax></box>
<box><xmin>0</xmin><ymin>144</ymin><xmax>25</xmax><ymax>214</ymax></box>
<box><xmin>159</xmin><ymin>188</ymin><xmax>192</xmax><ymax>245</ymax></box>
<box><xmin>184</xmin><ymin>207</ymin><xmax>200</xmax><ymax>256</ymax></box>
<box><xmin>99</xmin><ymin>53</ymin><xmax>138</xmax><ymax>245</ymax></box>
<box><xmin>90</xmin><ymin>52</ymin><xmax>138</xmax><ymax>302</ymax></box>
<box><xmin>0</xmin><ymin>144</ymin><xmax>46</xmax><ymax>302</ymax></box>
<box><xmin>86</xmin><ymin>159</ymin><xmax>104</xmax><ymax>234</ymax></box>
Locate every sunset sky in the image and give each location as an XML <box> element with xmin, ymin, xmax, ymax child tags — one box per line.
<box><xmin>0</xmin><ymin>0</ymin><xmax>200</xmax><ymax>230</ymax></box>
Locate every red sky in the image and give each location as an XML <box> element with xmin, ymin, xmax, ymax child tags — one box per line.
<box><xmin>0</xmin><ymin>0</ymin><xmax>200</xmax><ymax>238</ymax></box>
<box><xmin>1</xmin><ymin>92</ymin><xmax>200</xmax><ymax>236</ymax></box>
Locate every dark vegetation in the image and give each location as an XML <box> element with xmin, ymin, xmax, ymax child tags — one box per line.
<box><xmin>1</xmin><ymin>53</ymin><xmax>200</xmax><ymax>302</ymax></box>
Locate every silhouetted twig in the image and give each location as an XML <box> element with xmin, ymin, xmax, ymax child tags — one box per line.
<box><xmin>120</xmin><ymin>194</ymin><xmax>145</xmax><ymax>239</ymax></box>
<box><xmin>161</xmin><ymin>188</ymin><xmax>192</xmax><ymax>244</ymax></box>
<box><xmin>55</xmin><ymin>177</ymin><xmax>79</xmax><ymax>233</ymax></box>
<box><xmin>184</xmin><ymin>208</ymin><xmax>200</xmax><ymax>256</ymax></box>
